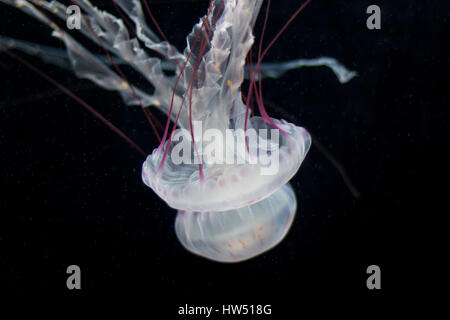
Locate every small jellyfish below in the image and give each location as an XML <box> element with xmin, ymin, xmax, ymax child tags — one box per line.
<box><xmin>175</xmin><ymin>183</ymin><xmax>297</xmax><ymax>262</ymax></box>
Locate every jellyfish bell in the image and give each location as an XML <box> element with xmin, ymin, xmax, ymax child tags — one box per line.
<box><xmin>142</xmin><ymin>115</ymin><xmax>311</xmax><ymax>212</ymax></box>
<box><xmin>175</xmin><ymin>183</ymin><xmax>297</xmax><ymax>262</ymax></box>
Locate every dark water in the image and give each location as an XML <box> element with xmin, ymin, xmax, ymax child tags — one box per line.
<box><xmin>0</xmin><ymin>0</ymin><xmax>444</xmax><ymax>311</ymax></box>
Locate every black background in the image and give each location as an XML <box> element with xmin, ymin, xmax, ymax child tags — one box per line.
<box><xmin>0</xmin><ymin>0</ymin><xmax>445</xmax><ymax>312</ymax></box>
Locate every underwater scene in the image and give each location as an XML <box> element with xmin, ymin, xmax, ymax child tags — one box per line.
<box><xmin>0</xmin><ymin>0</ymin><xmax>441</xmax><ymax>312</ymax></box>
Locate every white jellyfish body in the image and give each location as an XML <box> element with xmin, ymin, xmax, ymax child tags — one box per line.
<box><xmin>140</xmin><ymin>0</ymin><xmax>309</xmax><ymax>262</ymax></box>
<box><xmin>175</xmin><ymin>183</ymin><xmax>297</xmax><ymax>262</ymax></box>
<box><xmin>1</xmin><ymin>0</ymin><xmax>355</xmax><ymax>262</ymax></box>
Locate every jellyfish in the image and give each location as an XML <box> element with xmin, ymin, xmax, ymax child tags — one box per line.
<box><xmin>0</xmin><ymin>0</ymin><xmax>356</xmax><ymax>262</ymax></box>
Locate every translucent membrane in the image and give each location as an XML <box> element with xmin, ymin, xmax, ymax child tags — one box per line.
<box><xmin>175</xmin><ymin>183</ymin><xmax>297</xmax><ymax>262</ymax></box>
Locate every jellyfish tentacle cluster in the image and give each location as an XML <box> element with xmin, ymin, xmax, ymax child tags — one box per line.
<box><xmin>1</xmin><ymin>0</ymin><xmax>355</xmax><ymax>262</ymax></box>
